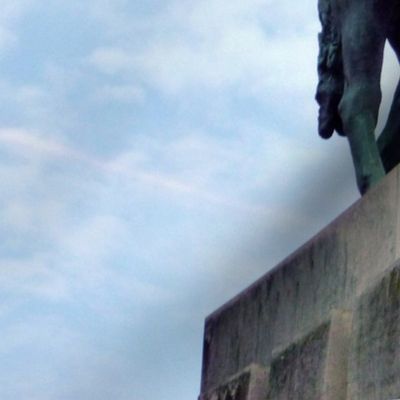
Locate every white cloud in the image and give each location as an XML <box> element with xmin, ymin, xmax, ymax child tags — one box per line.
<box><xmin>0</xmin><ymin>79</ymin><xmax>77</xmax><ymax>134</ymax></box>
<box><xmin>0</xmin><ymin>128</ymin><xmax>71</xmax><ymax>158</ymax></box>
<box><xmin>0</xmin><ymin>128</ymin><xmax>256</xmax><ymax>210</ymax></box>
<box><xmin>61</xmin><ymin>215</ymin><xmax>130</xmax><ymax>276</ymax></box>
<box><xmin>87</xmin><ymin>47</ymin><xmax>136</xmax><ymax>75</ymax></box>
<box><xmin>0</xmin><ymin>256</ymin><xmax>70</xmax><ymax>301</ymax></box>
<box><xmin>0</xmin><ymin>0</ymin><xmax>33</xmax><ymax>51</ymax></box>
<box><xmin>94</xmin><ymin>84</ymin><xmax>145</xmax><ymax>103</ymax></box>
<box><xmin>86</xmin><ymin>0</ymin><xmax>319</xmax><ymax>96</ymax></box>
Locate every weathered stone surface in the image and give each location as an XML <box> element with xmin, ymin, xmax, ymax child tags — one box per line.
<box><xmin>267</xmin><ymin>322</ymin><xmax>330</xmax><ymax>400</ymax></box>
<box><xmin>266</xmin><ymin>310</ymin><xmax>351</xmax><ymax>400</ymax></box>
<box><xmin>349</xmin><ymin>262</ymin><xmax>400</xmax><ymax>400</ymax></box>
<box><xmin>199</xmin><ymin>364</ymin><xmax>268</xmax><ymax>400</ymax></box>
<box><xmin>200</xmin><ymin>166</ymin><xmax>400</xmax><ymax>394</ymax></box>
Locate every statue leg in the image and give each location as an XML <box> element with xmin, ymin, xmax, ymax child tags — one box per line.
<box><xmin>338</xmin><ymin>11</ymin><xmax>386</xmax><ymax>195</ymax></box>
<box><xmin>377</xmin><ymin>34</ymin><xmax>400</xmax><ymax>173</ymax></box>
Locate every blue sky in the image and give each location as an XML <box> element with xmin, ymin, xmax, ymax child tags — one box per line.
<box><xmin>0</xmin><ymin>1</ymin><xmax>399</xmax><ymax>399</ymax></box>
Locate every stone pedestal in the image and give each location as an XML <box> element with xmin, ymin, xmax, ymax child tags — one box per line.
<box><xmin>199</xmin><ymin>166</ymin><xmax>400</xmax><ymax>400</ymax></box>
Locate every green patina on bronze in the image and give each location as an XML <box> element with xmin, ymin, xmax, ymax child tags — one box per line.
<box><xmin>316</xmin><ymin>0</ymin><xmax>400</xmax><ymax>195</ymax></box>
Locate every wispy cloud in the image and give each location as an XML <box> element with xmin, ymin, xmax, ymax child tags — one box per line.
<box><xmin>0</xmin><ymin>128</ymin><xmax>276</xmax><ymax>213</ymax></box>
<box><xmin>93</xmin><ymin>84</ymin><xmax>146</xmax><ymax>103</ymax></box>
<box><xmin>0</xmin><ymin>0</ymin><xmax>33</xmax><ymax>51</ymax></box>
<box><xmin>86</xmin><ymin>0</ymin><xmax>319</xmax><ymax>95</ymax></box>
<box><xmin>0</xmin><ymin>128</ymin><xmax>71</xmax><ymax>158</ymax></box>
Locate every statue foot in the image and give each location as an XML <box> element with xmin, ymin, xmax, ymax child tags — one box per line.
<box><xmin>357</xmin><ymin>166</ymin><xmax>385</xmax><ymax>195</ymax></box>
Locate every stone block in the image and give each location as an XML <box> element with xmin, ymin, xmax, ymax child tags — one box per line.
<box><xmin>349</xmin><ymin>262</ymin><xmax>400</xmax><ymax>400</ymax></box>
<box><xmin>267</xmin><ymin>322</ymin><xmax>330</xmax><ymax>400</ymax></box>
<box><xmin>199</xmin><ymin>364</ymin><xmax>268</xmax><ymax>400</ymax></box>
<box><xmin>267</xmin><ymin>310</ymin><xmax>351</xmax><ymax>400</ymax></box>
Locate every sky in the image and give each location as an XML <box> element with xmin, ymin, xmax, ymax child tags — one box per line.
<box><xmin>0</xmin><ymin>1</ymin><xmax>399</xmax><ymax>399</ymax></box>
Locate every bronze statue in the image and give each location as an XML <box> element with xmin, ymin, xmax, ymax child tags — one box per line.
<box><xmin>316</xmin><ymin>0</ymin><xmax>400</xmax><ymax>194</ymax></box>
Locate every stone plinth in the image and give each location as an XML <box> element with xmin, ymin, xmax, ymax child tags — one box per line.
<box><xmin>199</xmin><ymin>166</ymin><xmax>400</xmax><ymax>400</ymax></box>
<box><xmin>349</xmin><ymin>264</ymin><xmax>400</xmax><ymax>400</ymax></box>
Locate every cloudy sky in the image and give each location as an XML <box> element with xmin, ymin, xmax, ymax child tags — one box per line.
<box><xmin>0</xmin><ymin>1</ymin><xmax>399</xmax><ymax>399</ymax></box>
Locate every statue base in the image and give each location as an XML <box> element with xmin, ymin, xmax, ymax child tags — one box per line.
<box><xmin>199</xmin><ymin>165</ymin><xmax>400</xmax><ymax>400</ymax></box>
